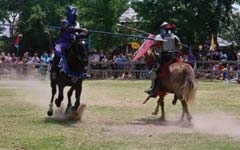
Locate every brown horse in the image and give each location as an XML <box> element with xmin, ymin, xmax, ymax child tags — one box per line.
<box><xmin>143</xmin><ymin>50</ymin><xmax>197</xmax><ymax>123</ymax></box>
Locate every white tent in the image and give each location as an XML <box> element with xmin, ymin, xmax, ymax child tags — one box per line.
<box><xmin>217</xmin><ymin>37</ymin><xmax>232</xmax><ymax>47</ymax></box>
<box><xmin>0</xmin><ymin>22</ymin><xmax>10</xmax><ymax>37</ymax></box>
<box><xmin>119</xmin><ymin>7</ymin><xmax>139</xmax><ymax>23</ymax></box>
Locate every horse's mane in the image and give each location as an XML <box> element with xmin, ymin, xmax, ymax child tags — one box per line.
<box><xmin>143</xmin><ymin>50</ymin><xmax>155</xmax><ymax>69</ymax></box>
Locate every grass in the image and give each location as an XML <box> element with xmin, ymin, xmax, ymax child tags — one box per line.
<box><xmin>0</xmin><ymin>80</ymin><xmax>240</xmax><ymax>149</ymax></box>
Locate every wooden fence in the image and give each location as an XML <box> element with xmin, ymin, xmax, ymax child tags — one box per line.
<box><xmin>0</xmin><ymin>60</ymin><xmax>240</xmax><ymax>83</ymax></box>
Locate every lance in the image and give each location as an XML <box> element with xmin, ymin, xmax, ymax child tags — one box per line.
<box><xmin>46</xmin><ymin>25</ymin><xmax>156</xmax><ymax>41</ymax></box>
<box><xmin>117</xmin><ymin>23</ymin><xmax>151</xmax><ymax>35</ymax></box>
<box><xmin>117</xmin><ymin>24</ymin><xmax>188</xmax><ymax>48</ymax></box>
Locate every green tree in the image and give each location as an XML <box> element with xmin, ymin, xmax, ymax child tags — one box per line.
<box><xmin>220</xmin><ymin>12</ymin><xmax>240</xmax><ymax>44</ymax></box>
<box><xmin>78</xmin><ymin>0</ymin><xmax>129</xmax><ymax>50</ymax></box>
<box><xmin>132</xmin><ymin>0</ymin><xmax>236</xmax><ymax>45</ymax></box>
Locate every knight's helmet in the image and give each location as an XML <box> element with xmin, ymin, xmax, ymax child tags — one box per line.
<box><xmin>160</xmin><ymin>21</ymin><xmax>168</xmax><ymax>35</ymax></box>
<box><xmin>160</xmin><ymin>21</ymin><xmax>168</xmax><ymax>28</ymax></box>
<box><xmin>65</xmin><ymin>5</ymin><xmax>78</xmax><ymax>26</ymax></box>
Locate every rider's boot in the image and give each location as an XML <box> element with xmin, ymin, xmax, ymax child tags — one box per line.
<box><xmin>148</xmin><ymin>77</ymin><xmax>161</xmax><ymax>98</ymax></box>
<box><xmin>144</xmin><ymin>87</ymin><xmax>153</xmax><ymax>94</ymax></box>
<box><xmin>145</xmin><ymin>68</ymin><xmax>157</xmax><ymax>95</ymax></box>
<box><xmin>83</xmin><ymin>69</ymin><xmax>91</xmax><ymax>78</ymax></box>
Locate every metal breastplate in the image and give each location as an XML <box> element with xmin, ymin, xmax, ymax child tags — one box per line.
<box><xmin>162</xmin><ymin>36</ymin><xmax>175</xmax><ymax>51</ymax></box>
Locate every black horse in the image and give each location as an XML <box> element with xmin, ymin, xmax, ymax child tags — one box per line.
<box><xmin>47</xmin><ymin>35</ymin><xmax>88</xmax><ymax>117</ymax></box>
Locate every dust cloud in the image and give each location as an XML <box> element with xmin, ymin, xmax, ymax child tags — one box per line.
<box><xmin>3</xmin><ymin>79</ymin><xmax>240</xmax><ymax>139</ymax></box>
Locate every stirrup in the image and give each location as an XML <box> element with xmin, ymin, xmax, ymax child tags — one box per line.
<box><xmin>144</xmin><ymin>87</ymin><xmax>152</xmax><ymax>94</ymax></box>
<box><xmin>84</xmin><ymin>73</ymin><xmax>91</xmax><ymax>78</ymax></box>
<box><xmin>148</xmin><ymin>90</ymin><xmax>157</xmax><ymax>98</ymax></box>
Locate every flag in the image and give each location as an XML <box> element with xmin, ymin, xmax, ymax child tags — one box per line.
<box><xmin>130</xmin><ymin>42</ymin><xmax>140</xmax><ymax>50</ymax></box>
<box><xmin>14</xmin><ymin>35</ymin><xmax>21</xmax><ymax>50</ymax></box>
<box><xmin>210</xmin><ymin>33</ymin><xmax>216</xmax><ymax>51</ymax></box>
<box><xmin>133</xmin><ymin>34</ymin><xmax>156</xmax><ymax>61</ymax></box>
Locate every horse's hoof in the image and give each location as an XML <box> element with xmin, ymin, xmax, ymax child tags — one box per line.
<box><xmin>47</xmin><ymin>110</ymin><xmax>53</xmax><ymax>116</ymax></box>
<box><xmin>152</xmin><ymin>112</ymin><xmax>158</xmax><ymax>115</ymax></box>
<box><xmin>71</xmin><ymin>106</ymin><xmax>78</xmax><ymax>112</ymax></box>
<box><xmin>187</xmin><ymin>116</ymin><xmax>192</xmax><ymax>122</ymax></box>
<box><xmin>65</xmin><ymin>105</ymin><xmax>73</xmax><ymax>114</ymax></box>
<box><xmin>172</xmin><ymin>100</ymin><xmax>177</xmax><ymax>105</ymax></box>
<box><xmin>55</xmin><ymin>99</ymin><xmax>61</xmax><ymax>107</ymax></box>
<box><xmin>159</xmin><ymin>117</ymin><xmax>166</xmax><ymax>121</ymax></box>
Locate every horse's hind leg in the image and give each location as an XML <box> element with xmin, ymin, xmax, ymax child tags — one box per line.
<box><xmin>172</xmin><ymin>94</ymin><xmax>178</xmax><ymax>105</ymax></box>
<box><xmin>159</xmin><ymin>96</ymin><xmax>166</xmax><ymax>121</ymax></box>
<box><xmin>55</xmin><ymin>85</ymin><xmax>64</xmax><ymax>107</ymax></box>
<box><xmin>180</xmin><ymin>100</ymin><xmax>192</xmax><ymax>122</ymax></box>
<box><xmin>47</xmin><ymin>82</ymin><xmax>56</xmax><ymax>116</ymax></box>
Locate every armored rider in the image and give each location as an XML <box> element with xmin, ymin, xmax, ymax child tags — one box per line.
<box><xmin>145</xmin><ymin>21</ymin><xmax>182</xmax><ymax>97</ymax></box>
<box><xmin>51</xmin><ymin>5</ymin><xmax>89</xmax><ymax>80</ymax></box>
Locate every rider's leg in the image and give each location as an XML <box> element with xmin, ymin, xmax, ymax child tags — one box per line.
<box><xmin>149</xmin><ymin>75</ymin><xmax>161</xmax><ymax>97</ymax></box>
<box><xmin>51</xmin><ymin>44</ymin><xmax>62</xmax><ymax>80</ymax></box>
<box><xmin>145</xmin><ymin>69</ymin><xmax>157</xmax><ymax>93</ymax></box>
<box><xmin>50</xmin><ymin>54</ymin><xmax>61</xmax><ymax>80</ymax></box>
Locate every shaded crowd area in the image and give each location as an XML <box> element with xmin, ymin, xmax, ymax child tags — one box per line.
<box><xmin>0</xmin><ymin>46</ymin><xmax>240</xmax><ymax>83</ymax></box>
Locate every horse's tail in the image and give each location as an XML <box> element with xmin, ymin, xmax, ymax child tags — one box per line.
<box><xmin>182</xmin><ymin>69</ymin><xmax>197</xmax><ymax>103</ymax></box>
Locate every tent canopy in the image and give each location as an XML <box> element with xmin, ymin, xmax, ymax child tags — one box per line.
<box><xmin>217</xmin><ymin>37</ymin><xmax>232</xmax><ymax>47</ymax></box>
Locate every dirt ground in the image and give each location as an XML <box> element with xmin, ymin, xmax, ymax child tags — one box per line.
<box><xmin>6</xmin><ymin>79</ymin><xmax>240</xmax><ymax>139</ymax></box>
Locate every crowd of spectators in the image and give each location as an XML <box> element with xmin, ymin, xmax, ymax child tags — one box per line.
<box><xmin>89</xmin><ymin>49</ymin><xmax>148</xmax><ymax>79</ymax></box>
<box><xmin>0</xmin><ymin>45</ymin><xmax>240</xmax><ymax>82</ymax></box>
<box><xmin>88</xmin><ymin>45</ymin><xmax>240</xmax><ymax>82</ymax></box>
<box><xmin>0</xmin><ymin>51</ymin><xmax>54</xmax><ymax>65</ymax></box>
<box><xmin>0</xmin><ymin>50</ymin><xmax>54</xmax><ymax>79</ymax></box>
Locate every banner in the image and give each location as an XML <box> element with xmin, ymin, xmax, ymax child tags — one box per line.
<box><xmin>131</xmin><ymin>42</ymin><xmax>140</xmax><ymax>49</ymax></box>
<box><xmin>14</xmin><ymin>34</ymin><xmax>22</xmax><ymax>51</ymax></box>
<box><xmin>14</xmin><ymin>36</ymin><xmax>20</xmax><ymax>48</ymax></box>
<box><xmin>210</xmin><ymin>33</ymin><xmax>216</xmax><ymax>51</ymax></box>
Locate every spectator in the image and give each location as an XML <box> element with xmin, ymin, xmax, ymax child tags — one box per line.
<box><xmin>5</xmin><ymin>53</ymin><xmax>12</xmax><ymax>64</ymax></box>
<box><xmin>90</xmin><ymin>50</ymin><xmax>100</xmax><ymax>69</ymax></box>
<box><xmin>40</xmin><ymin>51</ymin><xmax>49</xmax><ymax>64</ymax></box>
<box><xmin>0</xmin><ymin>52</ymin><xmax>6</xmax><ymax>63</ymax></box>
<box><xmin>31</xmin><ymin>53</ymin><xmax>40</xmax><ymax>65</ymax></box>
<box><xmin>220</xmin><ymin>52</ymin><xmax>228</xmax><ymax>62</ymax></box>
<box><xmin>12</xmin><ymin>53</ymin><xmax>17</xmax><ymax>63</ymax></box>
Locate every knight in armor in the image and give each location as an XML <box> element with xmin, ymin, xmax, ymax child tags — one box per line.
<box><xmin>51</xmin><ymin>5</ymin><xmax>89</xmax><ymax>80</ymax></box>
<box><xmin>145</xmin><ymin>21</ymin><xmax>182</xmax><ymax>97</ymax></box>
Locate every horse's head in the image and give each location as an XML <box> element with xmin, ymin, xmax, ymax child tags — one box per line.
<box><xmin>68</xmin><ymin>36</ymin><xmax>88</xmax><ymax>72</ymax></box>
<box><xmin>143</xmin><ymin>49</ymin><xmax>155</xmax><ymax>69</ymax></box>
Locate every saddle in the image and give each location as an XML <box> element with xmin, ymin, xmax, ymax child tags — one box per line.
<box><xmin>159</xmin><ymin>51</ymin><xmax>181</xmax><ymax>78</ymax></box>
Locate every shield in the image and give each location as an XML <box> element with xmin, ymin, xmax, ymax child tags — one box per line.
<box><xmin>133</xmin><ymin>34</ymin><xmax>156</xmax><ymax>61</ymax></box>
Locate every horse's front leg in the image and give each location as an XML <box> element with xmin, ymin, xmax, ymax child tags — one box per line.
<box><xmin>55</xmin><ymin>85</ymin><xmax>64</xmax><ymax>107</ymax></box>
<box><xmin>152</xmin><ymin>97</ymin><xmax>161</xmax><ymax>115</ymax></box>
<box><xmin>72</xmin><ymin>85</ymin><xmax>82</xmax><ymax>111</ymax></box>
<box><xmin>65</xmin><ymin>87</ymin><xmax>74</xmax><ymax>114</ymax></box>
<box><xmin>47</xmin><ymin>81</ymin><xmax>56</xmax><ymax>116</ymax></box>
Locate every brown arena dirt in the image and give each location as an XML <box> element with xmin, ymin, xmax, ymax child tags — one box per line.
<box><xmin>4</xmin><ymin>79</ymin><xmax>240</xmax><ymax>139</ymax></box>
